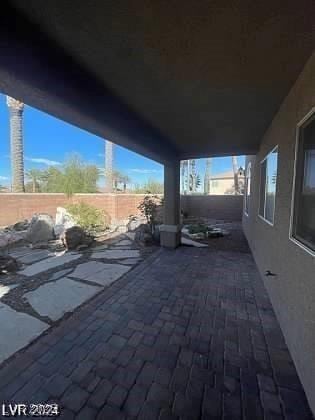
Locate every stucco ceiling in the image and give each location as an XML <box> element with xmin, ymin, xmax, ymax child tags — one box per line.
<box><xmin>4</xmin><ymin>0</ymin><xmax>315</xmax><ymax>161</ymax></box>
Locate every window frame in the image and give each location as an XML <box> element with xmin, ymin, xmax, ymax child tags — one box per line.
<box><xmin>258</xmin><ymin>145</ymin><xmax>278</xmax><ymax>226</ymax></box>
<box><xmin>289</xmin><ymin>107</ymin><xmax>315</xmax><ymax>257</ymax></box>
<box><xmin>244</xmin><ymin>162</ymin><xmax>251</xmax><ymax>217</ymax></box>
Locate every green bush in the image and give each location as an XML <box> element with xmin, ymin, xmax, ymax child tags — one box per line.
<box><xmin>66</xmin><ymin>202</ymin><xmax>110</xmax><ymax>232</ymax></box>
<box><xmin>187</xmin><ymin>224</ymin><xmax>209</xmax><ymax>234</ymax></box>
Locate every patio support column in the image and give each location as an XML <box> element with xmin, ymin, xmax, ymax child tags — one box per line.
<box><xmin>160</xmin><ymin>160</ymin><xmax>181</xmax><ymax>248</ymax></box>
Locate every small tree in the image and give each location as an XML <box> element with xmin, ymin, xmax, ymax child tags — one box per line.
<box><xmin>39</xmin><ymin>154</ymin><xmax>100</xmax><ymax>195</ymax></box>
<box><xmin>137</xmin><ymin>194</ymin><xmax>162</xmax><ymax>233</ymax></box>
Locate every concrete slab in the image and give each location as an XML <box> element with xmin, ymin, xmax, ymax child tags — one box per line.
<box><xmin>181</xmin><ymin>237</ymin><xmax>208</xmax><ymax>247</ymax></box>
<box><xmin>115</xmin><ymin>239</ymin><xmax>133</xmax><ymax>246</ymax></box>
<box><xmin>90</xmin><ymin>250</ymin><xmax>140</xmax><ymax>260</ymax></box>
<box><xmin>19</xmin><ymin>252</ymin><xmax>81</xmax><ymax>277</ymax></box>
<box><xmin>92</xmin><ymin>244</ymin><xmax>108</xmax><ymax>251</ymax></box>
<box><xmin>24</xmin><ymin>278</ymin><xmax>101</xmax><ymax>321</ymax></box>
<box><xmin>112</xmin><ymin>245</ymin><xmax>134</xmax><ymax>250</ymax></box>
<box><xmin>19</xmin><ymin>250</ymin><xmax>51</xmax><ymax>264</ymax></box>
<box><xmin>70</xmin><ymin>261</ymin><xmax>131</xmax><ymax>286</ymax></box>
<box><xmin>49</xmin><ymin>268</ymin><xmax>73</xmax><ymax>281</ymax></box>
<box><xmin>0</xmin><ymin>302</ymin><xmax>48</xmax><ymax>364</ymax></box>
<box><xmin>118</xmin><ymin>258</ymin><xmax>143</xmax><ymax>265</ymax></box>
<box><xmin>9</xmin><ymin>247</ymin><xmax>33</xmax><ymax>258</ymax></box>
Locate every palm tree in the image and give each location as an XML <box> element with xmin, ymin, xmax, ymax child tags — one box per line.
<box><xmin>204</xmin><ymin>158</ymin><xmax>211</xmax><ymax>195</ymax></box>
<box><xmin>232</xmin><ymin>156</ymin><xmax>239</xmax><ymax>195</ymax></box>
<box><xmin>105</xmin><ymin>140</ymin><xmax>114</xmax><ymax>192</ymax></box>
<box><xmin>121</xmin><ymin>174</ymin><xmax>131</xmax><ymax>192</ymax></box>
<box><xmin>7</xmin><ymin>96</ymin><xmax>25</xmax><ymax>192</ymax></box>
<box><xmin>180</xmin><ymin>160</ymin><xmax>188</xmax><ymax>194</ymax></box>
<box><xmin>112</xmin><ymin>170</ymin><xmax>120</xmax><ymax>192</ymax></box>
<box><xmin>26</xmin><ymin>168</ymin><xmax>42</xmax><ymax>193</ymax></box>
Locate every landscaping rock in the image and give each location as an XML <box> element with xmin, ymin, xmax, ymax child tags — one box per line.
<box><xmin>62</xmin><ymin>226</ymin><xmax>93</xmax><ymax>250</ymax></box>
<box><xmin>26</xmin><ymin>214</ymin><xmax>55</xmax><ymax>244</ymax></box>
<box><xmin>135</xmin><ymin>224</ymin><xmax>155</xmax><ymax>246</ymax></box>
<box><xmin>13</xmin><ymin>220</ymin><xmax>29</xmax><ymax>231</ymax></box>
<box><xmin>0</xmin><ymin>231</ymin><xmax>26</xmax><ymax>249</ymax></box>
<box><xmin>127</xmin><ymin>216</ymin><xmax>143</xmax><ymax>232</ymax></box>
<box><xmin>0</xmin><ymin>255</ymin><xmax>19</xmax><ymax>274</ymax></box>
<box><xmin>54</xmin><ymin>207</ymin><xmax>76</xmax><ymax>237</ymax></box>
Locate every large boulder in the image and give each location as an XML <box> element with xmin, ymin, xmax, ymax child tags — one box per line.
<box><xmin>26</xmin><ymin>214</ymin><xmax>55</xmax><ymax>244</ymax></box>
<box><xmin>61</xmin><ymin>226</ymin><xmax>93</xmax><ymax>250</ymax></box>
<box><xmin>0</xmin><ymin>255</ymin><xmax>19</xmax><ymax>274</ymax></box>
<box><xmin>12</xmin><ymin>220</ymin><xmax>29</xmax><ymax>231</ymax></box>
<box><xmin>54</xmin><ymin>207</ymin><xmax>76</xmax><ymax>237</ymax></box>
<box><xmin>135</xmin><ymin>224</ymin><xmax>155</xmax><ymax>246</ymax></box>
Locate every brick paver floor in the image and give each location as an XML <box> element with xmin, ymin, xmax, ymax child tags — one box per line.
<box><xmin>0</xmin><ymin>246</ymin><xmax>313</xmax><ymax>419</ymax></box>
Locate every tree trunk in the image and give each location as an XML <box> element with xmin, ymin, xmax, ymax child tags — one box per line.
<box><xmin>8</xmin><ymin>101</ymin><xmax>25</xmax><ymax>192</ymax></box>
<box><xmin>232</xmin><ymin>156</ymin><xmax>239</xmax><ymax>195</ymax></box>
<box><xmin>32</xmin><ymin>179</ymin><xmax>36</xmax><ymax>193</ymax></box>
<box><xmin>105</xmin><ymin>140</ymin><xmax>113</xmax><ymax>192</ymax></box>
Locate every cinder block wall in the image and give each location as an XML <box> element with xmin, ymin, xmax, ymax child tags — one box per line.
<box><xmin>0</xmin><ymin>193</ymin><xmax>244</xmax><ymax>227</ymax></box>
<box><xmin>243</xmin><ymin>52</ymin><xmax>315</xmax><ymax>413</ymax></box>
<box><xmin>181</xmin><ymin>195</ymin><xmax>243</xmax><ymax>221</ymax></box>
<box><xmin>0</xmin><ymin>193</ymin><xmax>146</xmax><ymax>226</ymax></box>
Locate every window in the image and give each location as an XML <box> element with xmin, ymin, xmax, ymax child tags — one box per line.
<box><xmin>244</xmin><ymin>162</ymin><xmax>251</xmax><ymax>215</ymax></box>
<box><xmin>291</xmin><ymin>110</ymin><xmax>315</xmax><ymax>253</ymax></box>
<box><xmin>259</xmin><ymin>146</ymin><xmax>278</xmax><ymax>224</ymax></box>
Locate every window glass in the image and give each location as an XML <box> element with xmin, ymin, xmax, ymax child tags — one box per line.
<box><xmin>259</xmin><ymin>147</ymin><xmax>278</xmax><ymax>224</ymax></box>
<box><xmin>293</xmin><ymin>114</ymin><xmax>315</xmax><ymax>251</ymax></box>
<box><xmin>244</xmin><ymin>163</ymin><xmax>251</xmax><ymax>215</ymax></box>
<box><xmin>259</xmin><ymin>160</ymin><xmax>266</xmax><ymax>217</ymax></box>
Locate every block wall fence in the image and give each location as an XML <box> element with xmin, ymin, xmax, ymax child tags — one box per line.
<box><xmin>0</xmin><ymin>193</ymin><xmax>243</xmax><ymax>226</ymax></box>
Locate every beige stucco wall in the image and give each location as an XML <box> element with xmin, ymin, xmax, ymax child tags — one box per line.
<box><xmin>243</xmin><ymin>52</ymin><xmax>315</xmax><ymax>413</ymax></box>
<box><xmin>209</xmin><ymin>176</ymin><xmax>245</xmax><ymax>195</ymax></box>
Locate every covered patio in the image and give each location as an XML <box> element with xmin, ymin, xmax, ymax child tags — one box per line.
<box><xmin>1</xmin><ymin>1</ymin><xmax>315</xmax><ymax>417</ymax></box>
<box><xmin>0</xmin><ymin>240</ymin><xmax>311</xmax><ymax>419</ymax></box>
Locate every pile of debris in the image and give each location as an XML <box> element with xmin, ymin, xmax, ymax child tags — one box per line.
<box><xmin>182</xmin><ymin>223</ymin><xmax>229</xmax><ymax>241</ymax></box>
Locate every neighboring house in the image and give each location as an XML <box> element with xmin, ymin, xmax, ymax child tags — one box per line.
<box><xmin>208</xmin><ymin>168</ymin><xmax>245</xmax><ymax>195</ymax></box>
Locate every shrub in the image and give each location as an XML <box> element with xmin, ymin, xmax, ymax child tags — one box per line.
<box><xmin>66</xmin><ymin>202</ymin><xmax>110</xmax><ymax>232</ymax></box>
<box><xmin>187</xmin><ymin>224</ymin><xmax>208</xmax><ymax>234</ymax></box>
<box><xmin>137</xmin><ymin>194</ymin><xmax>163</xmax><ymax>232</ymax></box>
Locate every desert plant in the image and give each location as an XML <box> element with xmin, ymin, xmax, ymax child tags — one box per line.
<box><xmin>66</xmin><ymin>202</ymin><xmax>110</xmax><ymax>232</ymax></box>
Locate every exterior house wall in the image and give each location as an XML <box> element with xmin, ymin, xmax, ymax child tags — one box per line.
<box><xmin>243</xmin><ymin>52</ymin><xmax>315</xmax><ymax>413</ymax></box>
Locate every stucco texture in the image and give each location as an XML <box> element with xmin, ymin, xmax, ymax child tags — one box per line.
<box><xmin>243</xmin><ymin>52</ymin><xmax>315</xmax><ymax>413</ymax></box>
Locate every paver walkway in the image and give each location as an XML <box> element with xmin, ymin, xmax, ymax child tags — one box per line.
<box><xmin>0</xmin><ymin>247</ymin><xmax>312</xmax><ymax>419</ymax></box>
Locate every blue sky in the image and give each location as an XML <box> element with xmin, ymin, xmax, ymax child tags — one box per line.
<box><xmin>0</xmin><ymin>94</ymin><xmax>244</xmax><ymax>189</ymax></box>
